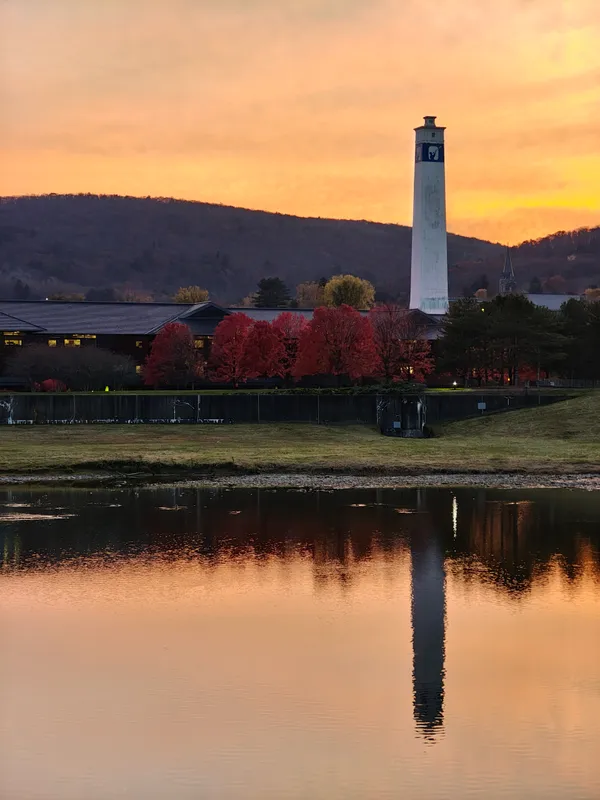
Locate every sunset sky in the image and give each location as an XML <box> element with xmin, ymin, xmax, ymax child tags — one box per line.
<box><xmin>1</xmin><ymin>0</ymin><xmax>599</xmax><ymax>243</ymax></box>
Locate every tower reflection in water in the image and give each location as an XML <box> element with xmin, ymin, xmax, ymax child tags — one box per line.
<box><xmin>410</xmin><ymin>491</ymin><xmax>446</xmax><ymax>741</ymax></box>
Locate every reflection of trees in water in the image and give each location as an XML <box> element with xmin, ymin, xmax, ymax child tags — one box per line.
<box><xmin>1</xmin><ymin>487</ymin><xmax>599</xmax><ymax>595</ymax></box>
<box><xmin>448</xmin><ymin>489</ymin><xmax>600</xmax><ymax>597</ymax></box>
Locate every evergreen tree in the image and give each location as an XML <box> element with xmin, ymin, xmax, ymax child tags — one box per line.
<box><xmin>528</xmin><ymin>276</ymin><xmax>543</xmax><ymax>293</ymax></box>
<box><xmin>254</xmin><ymin>277</ymin><xmax>290</xmax><ymax>308</ymax></box>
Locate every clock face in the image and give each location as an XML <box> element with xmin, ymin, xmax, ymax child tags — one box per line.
<box><xmin>415</xmin><ymin>144</ymin><xmax>422</xmax><ymax>162</ymax></box>
<box><xmin>427</xmin><ymin>145</ymin><xmax>440</xmax><ymax>161</ymax></box>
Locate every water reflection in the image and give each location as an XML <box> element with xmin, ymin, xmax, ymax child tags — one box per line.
<box><xmin>1</xmin><ymin>487</ymin><xmax>600</xmax><ymax>798</ymax></box>
<box><xmin>411</xmin><ymin>528</ymin><xmax>446</xmax><ymax>740</ymax></box>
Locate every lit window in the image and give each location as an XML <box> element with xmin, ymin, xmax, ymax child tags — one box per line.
<box><xmin>4</xmin><ymin>338</ymin><xmax>22</xmax><ymax>346</ymax></box>
<box><xmin>64</xmin><ymin>338</ymin><xmax>81</xmax><ymax>347</ymax></box>
<box><xmin>48</xmin><ymin>339</ymin><xmax>57</xmax><ymax>347</ymax></box>
<box><xmin>72</xmin><ymin>334</ymin><xmax>96</xmax><ymax>339</ymax></box>
<box><xmin>135</xmin><ymin>340</ymin><xmax>143</xmax><ymax>349</ymax></box>
<box><xmin>3</xmin><ymin>331</ymin><xmax>20</xmax><ymax>336</ymax></box>
<box><xmin>194</xmin><ymin>339</ymin><xmax>205</xmax><ymax>349</ymax></box>
<box><xmin>135</xmin><ymin>365</ymin><xmax>142</xmax><ymax>374</ymax></box>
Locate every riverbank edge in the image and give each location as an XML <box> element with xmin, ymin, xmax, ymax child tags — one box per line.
<box><xmin>1</xmin><ymin>468</ymin><xmax>599</xmax><ymax>491</ymax></box>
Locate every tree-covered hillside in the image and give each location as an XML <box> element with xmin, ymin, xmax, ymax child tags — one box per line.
<box><xmin>0</xmin><ymin>194</ymin><xmax>597</xmax><ymax>302</ymax></box>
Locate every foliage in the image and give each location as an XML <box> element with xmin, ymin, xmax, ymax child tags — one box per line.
<box><xmin>47</xmin><ymin>293</ymin><xmax>85</xmax><ymax>301</ymax></box>
<box><xmin>528</xmin><ymin>276</ymin><xmax>543</xmax><ymax>293</ymax></box>
<box><xmin>242</xmin><ymin>321</ymin><xmax>287</xmax><ymax>378</ymax></box>
<box><xmin>323</xmin><ymin>274</ymin><xmax>375</xmax><ymax>309</ymax></box>
<box><xmin>117</xmin><ymin>288</ymin><xmax>154</xmax><ymax>302</ymax></box>
<box><xmin>254</xmin><ymin>277</ymin><xmax>290</xmax><ymax>307</ymax></box>
<box><xmin>237</xmin><ymin>294</ymin><xmax>257</xmax><ymax>307</ymax></box>
<box><xmin>296</xmin><ymin>281</ymin><xmax>325</xmax><ymax>308</ymax></box>
<box><xmin>209</xmin><ymin>313</ymin><xmax>255</xmax><ymax>386</ymax></box>
<box><xmin>272</xmin><ymin>311</ymin><xmax>308</xmax><ymax>380</ymax></box>
<box><xmin>143</xmin><ymin>322</ymin><xmax>201</xmax><ymax>388</ymax></box>
<box><xmin>5</xmin><ymin>344</ymin><xmax>138</xmax><ymax>390</ymax></box>
<box><xmin>293</xmin><ymin>305</ymin><xmax>376</xmax><ymax>380</ymax></box>
<box><xmin>560</xmin><ymin>299</ymin><xmax>600</xmax><ymax>380</ymax></box>
<box><xmin>542</xmin><ymin>275</ymin><xmax>567</xmax><ymax>294</ymax></box>
<box><xmin>173</xmin><ymin>286</ymin><xmax>209</xmax><ymax>304</ymax></box>
<box><xmin>439</xmin><ymin>295</ymin><xmax>570</xmax><ymax>385</ymax></box>
<box><xmin>370</xmin><ymin>304</ymin><xmax>434</xmax><ymax>382</ymax></box>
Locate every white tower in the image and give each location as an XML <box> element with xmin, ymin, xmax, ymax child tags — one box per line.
<box><xmin>409</xmin><ymin>116</ymin><xmax>449</xmax><ymax>314</ymax></box>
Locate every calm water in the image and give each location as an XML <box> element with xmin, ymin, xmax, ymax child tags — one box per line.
<box><xmin>1</xmin><ymin>486</ymin><xmax>599</xmax><ymax>800</ymax></box>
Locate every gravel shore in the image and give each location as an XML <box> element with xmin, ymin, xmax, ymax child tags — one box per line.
<box><xmin>1</xmin><ymin>471</ymin><xmax>599</xmax><ymax>491</ymax></box>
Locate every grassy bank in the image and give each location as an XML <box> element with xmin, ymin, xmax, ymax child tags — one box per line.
<box><xmin>0</xmin><ymin>394</ymin><xmax>598</xmax><ymax>478</ymax></box>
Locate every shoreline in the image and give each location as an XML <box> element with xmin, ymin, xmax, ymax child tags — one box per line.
<box><xmin>1</xmin><ymin>470</ymin><xmax>599</xmax><ymax>491</ymax></box>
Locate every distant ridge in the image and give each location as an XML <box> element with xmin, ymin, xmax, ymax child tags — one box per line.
<box><xmin>0</xmin><ymin>194</ymin><xmax>598</xmax><ymax>302</ymax></box>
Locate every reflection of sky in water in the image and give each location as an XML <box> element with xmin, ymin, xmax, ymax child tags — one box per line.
<box><xmin>1</xmin><ymin>487</ymin><xmax>600</xmax><ymax>799</ymax></box>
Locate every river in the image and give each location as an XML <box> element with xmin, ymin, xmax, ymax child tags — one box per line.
<box><xmin>1</xmin><ymin>486</ymin><xmax>599</xmax><ymax>799</ymax></box>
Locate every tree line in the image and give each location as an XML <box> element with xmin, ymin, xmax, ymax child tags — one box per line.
<box><xmin>45</xmin><ymin>274</ymin><xmax>377</xmax><ymax>310</ymax></box>
<box><xmin>5</xmin><ymin>294</ymin><xmax>599</xmax><ymax>391</ymax></box>
<box><xmin>440</xmin><ymin>295</ymin><xmax>600</xmax><ymax>384</ymax></box>
<box><xmin>143</xmin><ymin>305</ymin><xmax>433</xmax><ymax>388</ymax></box>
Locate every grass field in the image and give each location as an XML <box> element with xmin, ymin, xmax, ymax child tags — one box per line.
<box><xmin>0</xmin><ymin>393</ymin><xmax>599</xmax><ymax>477</ymax></box>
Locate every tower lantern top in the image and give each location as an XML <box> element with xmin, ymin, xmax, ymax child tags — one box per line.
<box><xmin>415</xmin><ymin>115</ymin><xmax>445</xmax><ymax>133</ymax></box>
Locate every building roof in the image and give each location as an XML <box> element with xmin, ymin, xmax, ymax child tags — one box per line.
<box><xmin>0</xmin><ymin>300</ymin><xmax>200</xmax><ymax>334</ymax></box>
<box><xmin>0</xmin><ymin>300</ymin><xmax>444</xmax><ymax>336</ymax></box>
<box><xmin>0</xmin><ymin>310</ymin><xmax>46</xmax><ymax>332</ymax></box>
<box><xmin>229</xmin><ymin>308</ymin><xmax>315</xmax><ymax>323</ymax></box>
<box><xmin>525</xmin><ymin>293</ymin><xmax>581</xmax><ymax>311</ymax></box>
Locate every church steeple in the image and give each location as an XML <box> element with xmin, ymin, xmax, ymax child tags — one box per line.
<box><xmin>499</xmin><ymin>246</ymin><xmax>517</xmax><ymax>295</ymax></box>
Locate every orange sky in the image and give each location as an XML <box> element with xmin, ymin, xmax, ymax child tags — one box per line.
<box><xmin>1</xmin><ymin>0</ymin><xmax>599</xmax><ymax>244</ymax></box>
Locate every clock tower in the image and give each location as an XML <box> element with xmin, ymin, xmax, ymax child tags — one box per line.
<box><xmin>409</xmin><ymin>116</ymin><xmax>449</xmax><ymax>314</ymax></box>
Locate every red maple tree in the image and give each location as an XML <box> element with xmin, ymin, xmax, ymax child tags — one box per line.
<box><xmin>143</xmin><ymin>322</ymin><xmax>201</xmax><ymax>387</ymax></box>
<box><xmin>370</xmin><ymin>304</ymin><xmax>434</xmax><ymax>382</ymax></box>
<box><xmin>293</xmin><ymin>304</ymin><xmax>376</xmax><ymax>380</ymax></box>
<box><xmin>272</xmin><ymin>312</ymin><xmax>308</xmax><ymax>380</ymax></box>
<box><xmin>242</xmin><ymin>320</ymin><xmax>287</xmax><ymax>378</ymax></box>
<box><xmin>210</xmin><ymin>313</ymin><xmax>254</xmax><ymax>386</ymax></box>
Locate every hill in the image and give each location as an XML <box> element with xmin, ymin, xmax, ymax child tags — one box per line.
<box><xmin>0</xmin><ymin>194</ymin><xmax>598</xmax><ymax>303</ymax></box>
<box><xmin>444</xmin><ymin>392</ymin><xmax>600</xmax><ymax>442</ymax></box>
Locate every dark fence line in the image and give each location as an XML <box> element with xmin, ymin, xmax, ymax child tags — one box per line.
<box><xmin>0</xmin><ymin>392</ymin><xmax>568</xmax><ymax>426</ymax></box>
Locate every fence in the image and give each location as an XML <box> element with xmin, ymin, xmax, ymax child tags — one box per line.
<box><xmin>0</xmin><ymin>392</ymin><xmax>568</xmax><ymax>426</ymax></box>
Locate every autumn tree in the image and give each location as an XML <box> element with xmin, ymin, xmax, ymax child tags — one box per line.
<box><xmin>173</xmin><ymin>286</ymin><xmax>209</xmax><ymax>304</ymax></box>
<box><xmin>272</xmin><ymin>311</ymin><xmax>308</xmax><ymax>381</ymax></box>
<box><xmin>237</xmin><ymin>293</ymin><xmax>257</xmax><ymax>307</ymax></box>
<box><xmin>323</xmin><ymin>274</ymin><xmax>375</xmax><ymax>309</ymax></box>
<box><xmin>209</xmin><ymin>313</ymin><xmax>254</xmax><ymax>387</ymax></box>
<box><xmin>118</xmin><ymin>288</ymin><xmax>154</xmax><ymax>302</ymax></box>
<box><xmin>296</xmin><ymin>281</ymin><xmax>325</xmax><ymax>308</ymax></box>
<box><xmin>47</xmin><ymin>292</ymin><xmax>85</xmax><ymax>301</ymax></box>
<box><xmin>242</xmin><ymin>321</ymin><xmax>286</xmax><ymax>378</ymax></box>
<box><xmin>370</xmin><ymin>305</ymin><xmax>434</xmax><ymax>383</ymax></box>
<box><xmin>584</xmin><ymin>287</ymin><xmax>600</xmax><ymax>301</ymax></box>
<box><xmin>293</xmin><ymin>305</ymin><xmax>376</xmax><ymax>380</ymax></box>
<box><xmin>542</xmin><ymin>275</ymin><xmax>567</xmax><ymax>294</ymax></box>
<box><xmin>143</xmin><ymin>322</ymin><xmax>201</xmax><ymax>388</ymax></box>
